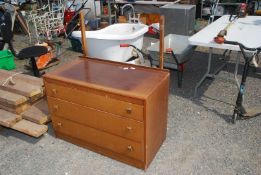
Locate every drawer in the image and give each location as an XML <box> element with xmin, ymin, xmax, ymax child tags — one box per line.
<box><xmin>48</xmin><ymin>97</ymin><xmax>144</xmax><ymax>142</ymax></box>
<box><xmin>52</xmin><ymin>116</ymin><xmax>144</xmax><ymax>161</ymax></box>
<box><xmin>45</xmin><ymin>82</ymin><xmax>144</xmax><ymax>121</ymax></box>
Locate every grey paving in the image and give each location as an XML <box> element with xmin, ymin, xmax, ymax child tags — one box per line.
<box><xmin>0</xmin><ymin>34</ymin><xmax>260</xmax><ymax>175</ymax></box>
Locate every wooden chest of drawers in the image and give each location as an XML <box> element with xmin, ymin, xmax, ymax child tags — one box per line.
<box><xmin>43</xmin><ymin>58</ymin><xmax>169</xmax><ymax>169</ymax></box>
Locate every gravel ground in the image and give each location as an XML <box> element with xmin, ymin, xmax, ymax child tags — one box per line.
<box><xmin>0</xmin><ymin>34</ymin><xmax>260</xmax><ymax>175</ymax></box>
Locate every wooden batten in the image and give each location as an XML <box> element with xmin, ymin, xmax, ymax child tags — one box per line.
<box><xmin>0</xmin><ymin>109</ymin><xmax>22</xmax><ymax>127</ymax></box>
<box><xmin>0</xmin><ymin>70</ymin><xmax>48</xmax><ymax>137</ymax></box>
<box><xmin>159</xmin><ymin>15</ymin><xmax>165</xmax><ymax>69</ymax></box>
<box><xmin>0</xmin><ymin>89</ymin><xmax>28</xmax><ymax>107</ymax></box>
<box><xmin>0</xmin><ymin>71</ymin><xmax>44</xmax><ymax>103</ymax></box>
<box><xmin>80</xmin><ymin>11</ymin><xmax>88</xmax><ymax>57</ymax></box>
<box><xmin>11</xmin><ymin>119</ymin><xmax>48</xmax><ymax>138</ymax></box>
<box><xmin>0</xmin><ymin>70</ymin><xmax>44</xmax><ymax>87</ymax></box>
<box><xmin>0</xmin><ymin>103</ymin><xmax>30</xmax><ymax>114</ymax></box>
<box><xmin>0</xmin><ymin>81</ymin><xmax>43</xmax><ymax>101</ymax></box>
<box><xmin>22</xmin><ymin>98</ymin><xmax>50</xmax><ymax>124</ymax></box>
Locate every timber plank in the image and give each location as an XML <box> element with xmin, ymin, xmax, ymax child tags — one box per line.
<box><xmin>0</xmin><ymin>109</ymin><xmax>22</xmax><ymax>127</ymax></box>
<box><xmin>0</xmin><ymin>103</ymin><xmax>30</xmax><ymax>114</ymax></box>
<box><xmin>22</xmin><ymin>107</ymin><xmax>48</xmax><ymax>124</ymax></box>
<box><xmin>0</xmin><ymin>82</ymin><xmax>43</xmax><ymax>102</ymax></box>
<box><xmin>11</xmin><ymin>119</ymin><xmax>48</xmax><ymax>138</ymax></box>
<box><xmin>0</xmin><ymin>89</ymin><xmax>28</xmax><ymax>107</ymax></box>
<box><xmin>0</xmin><ymin>70</ymin><xmax>44</xmax><ymax>102</ymax></box>
<box><xmin>33</xmin><ymin>98</ymin><xmax>50</xmax><ymax>119</ymax></box>
<box><xmin>22</xmin><ymin>98</ymin><xmax>50</xmax><ymax>124</ymax></box>
<box><xmin>0</xmin><ymin>70</ymin><xmax>43</xmax><ymax>87</ymax></box>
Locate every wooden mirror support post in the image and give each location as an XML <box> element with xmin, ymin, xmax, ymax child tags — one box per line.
<box><xmin>79</xmin><ymin>11</ymin><xmax>88</xmax><ymax>57</ymax></box>
<box><xmin>159</xmin><ymin>15</ymin><xmax>165</xmax><ymax>69</ymax></box>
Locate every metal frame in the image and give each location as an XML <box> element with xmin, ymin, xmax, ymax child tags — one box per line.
<box><xmin>24</xmin><ymin>0</ymin><xmax>65</xmax><ymax>43</ymax></box>
<box><xmin>194</xmin><ymin>48</ymin><xmax>241</xmax><ymax>97</ymax></box>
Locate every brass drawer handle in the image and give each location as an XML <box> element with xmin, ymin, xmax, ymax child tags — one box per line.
<box><xmin>52</xmin><ymin>89</ymin><xmax>57</xmax><ymax>95</ymax></box>
<box><xmin>127</xmin><ymin>145</ymin><xmax>133</xmax><ymax>151</ymax></box>
<box><xmin>126</xmin><ymin>107</ymin><xmax>132</xmax><ymax>114</ymax></box>
<box><xmin>57</xmin><ymin>122</ymin><xmax>62</xmax><ymax>127</ymax></box>
<box><xmin>126</xmin><ymin>126</ymin><xmax>132</xmax><ymax>132</ymax></box>
<box><xmin>53</xmin><ymin>105</ymin><xmax>59</xmax><ymax>112</ymax></box>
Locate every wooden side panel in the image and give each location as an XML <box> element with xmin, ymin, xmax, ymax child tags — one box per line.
<box><xmin>145</xmin><ymin>74</ymin><xmax>169</xmax><ymax>169</ymax></box>
<box><xmin>52</xmin><ymin>116</ymin><xmax>144</xmax><ymax>161</ymax></box>
<box><xmin>48</xmin><ymin>97</ymin><xmax>144</xmax><ymax>142</ymax></box>
<box><xmin>45</xmin><ymin>82</ymin><xmax>144</xmax><ymax>121</ymax></box>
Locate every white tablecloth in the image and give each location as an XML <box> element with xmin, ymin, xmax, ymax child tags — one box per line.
<box><xmin>189</xmin><ymin>15</ymin><xmax>261</xmax><ymax>51</ymax></box>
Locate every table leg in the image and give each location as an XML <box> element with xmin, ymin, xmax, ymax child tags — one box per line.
<box><xmin>194</xmin><ymin>47</ymin><xmax>213</xmax><ymax>97</ymax></box>
<box><xmin>194</xmin><ymin>49</ymin><xmax>243</xmax><ymax>97</ymax></box>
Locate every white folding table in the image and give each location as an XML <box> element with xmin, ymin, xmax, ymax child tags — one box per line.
<box><xmin>189</xmin><ymin>15</ymin><xmax>261</xmax><ymax>96</ymax></box>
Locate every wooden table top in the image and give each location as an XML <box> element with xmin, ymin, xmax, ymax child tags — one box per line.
<box><xmin>44</xmin><ymin>58</ymin><xmax>169</xmax><ymax>99</ymax></box>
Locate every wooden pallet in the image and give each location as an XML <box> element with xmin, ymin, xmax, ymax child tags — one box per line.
<box><xmin>0</xmin><ymin>98</ymin><xmax>49</xmax><ymax>137</ymax></box>
<box><xmin>0</xmin><ymin>70</ymin><xmax>49</xmax><ymax>137</ymax></box>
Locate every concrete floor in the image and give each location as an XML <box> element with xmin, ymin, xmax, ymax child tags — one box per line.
<box><xmin>0</xmin><ymin>34</ymin><xmax>260</xmax><ymax>175</ymax></box>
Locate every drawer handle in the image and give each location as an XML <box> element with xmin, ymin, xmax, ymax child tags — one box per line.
<box><xmin>57</xmin><ymin>122</ymin><xmax>62</xmax><ymax>127</ymax></box>
<box><xmin>53</xmin><ymin>105</ymin><xmax>59</xmax><ymax>112</ymax></box>
<box><xmin>126</xmin><ymin>107</ymin><xmax>132</xmax><ymax>114</ymax></box>
<box><xmin>126</xmin><ymin>126</ymin><xmax>132</xmax><ymax>132</ymax></box>
<box><xmin>127</xmin><ymin>145</ymin><xmax>133</xmax><ymax>151</ymax></box>
<box><xmin>52</xmin><ymin>89</ymin><xmax>57</xmax><ymax>95</ymax></box>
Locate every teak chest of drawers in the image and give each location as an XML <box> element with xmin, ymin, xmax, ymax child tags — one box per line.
<box><xmin>43</xmin><ymin>58</ymin><xmax>169</xmax><ymax>169</ymax></box>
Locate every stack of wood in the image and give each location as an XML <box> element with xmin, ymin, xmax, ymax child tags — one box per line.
<box><xmin>0</xmin><ymin>70</ymin><xmax>50</xmax><ymax>137</ymax></box>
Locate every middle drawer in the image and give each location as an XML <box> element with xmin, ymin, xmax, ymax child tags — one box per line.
<box><xmin>48</xmin><ymin>97</ymin><xmax>144</xmax><ymax>142</ymax></box>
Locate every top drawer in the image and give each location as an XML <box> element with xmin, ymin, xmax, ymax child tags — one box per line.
<box><xmin>45</xmin><ymin>82</ymin><xmax>144</xmax><ymax>121</ymax></box>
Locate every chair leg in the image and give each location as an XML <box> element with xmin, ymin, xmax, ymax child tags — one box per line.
<box><xmin>30</xmin><ymin>57</ymin><xmax>40</xmax><ymax>77</ymax></box>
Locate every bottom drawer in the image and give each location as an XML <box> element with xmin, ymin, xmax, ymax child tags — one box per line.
<box><xmin>52</xmin><ymin>116</ymin><xmax>144</xmax><ymax>161</ymax></box>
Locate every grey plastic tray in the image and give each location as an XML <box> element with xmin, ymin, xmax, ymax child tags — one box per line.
<box><xmin>147</xmin><ymin>34</ymin><xmax>195</xmax><ymax>69</ymax></box>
